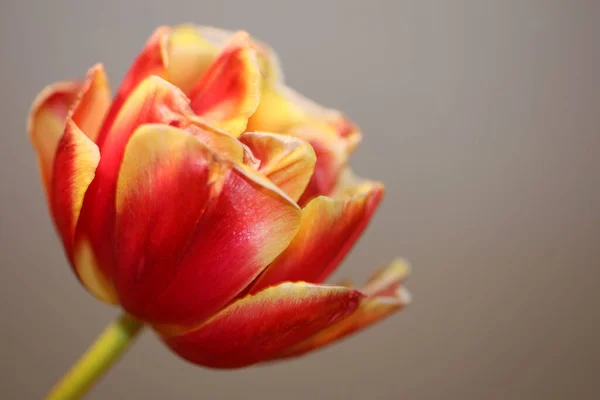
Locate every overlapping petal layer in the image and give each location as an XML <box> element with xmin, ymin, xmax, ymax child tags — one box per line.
<box><xmin>163</xmin><ymin>282</ymin><xmax>363</xmax><ymax>368</ymax></box>
<box><xmin>239</xmin><ymin>131</ymin><xmax>316</xmax><ymax>202</ymax></box>
<box><xmin>114</xmin><ymin>125</ymin><xmax>301</xmax><ymax>327</ymax></box>
<box><xmin>97</xmin><ymin>25</ymin><xmax>259</xmax><ymax>147</ymax></box>
<box><xmin>74</xmin><ymin>77</ymin><xmax>195</xmax><ymax>300</ymax></box>
<box><xmin>28</xmin><ymin>81</ymin><xmax>82</xmax><ymax>196</ymax></box>
<box><xmin>188</xmin><ymin>32</ymin><xmax>260</xmax><ymax>136</ymax></box>
<box><xmin>251</xmin><ymin>183</ymin><xmax>384</xmax><ymax>292</ymax></box>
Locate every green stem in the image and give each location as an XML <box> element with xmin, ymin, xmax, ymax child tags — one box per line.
<box><xmin>46</xmin><ymin>313</ymin><xmax>144</xmax><ymax>400</ymax></box>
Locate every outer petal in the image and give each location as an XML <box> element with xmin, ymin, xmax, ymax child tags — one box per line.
<box><xmin>188</xmin><ymin>31</ymin><xmax>261</xmax><ymax>137</ymax></box>
<box><xmin>77</xmin><ymin>77</ymin><xmax>255</xmax><ymax>294</ymax></box>
<box><xmin>50</xmin><ymin>119</ymin><xmax>117</xmax><ymax>303</ymax></box>
<box><xmin>251</xmin><ymin>184</ymin><xmax>384</xmax><ymax>292</ymax></box>
<box><xmin>74</xmin><ymin>77</ymin><xmax>195</xmax><ymax>293</ymax></box>
<box><xmin>162</xmin><ymin>282</ymin><xmax>363</xmax><ymax>368</ymax></box>
<box><xmin>239</xmin><ymin>131</ymin><xmax>316</xmax><ymax>202</ymax></box>
<box><xmin>50</xmin><ymin>119</ymin><xmax>100</xmax><ymax>257</ymax></box>
<box><xmin>114</xmin><ymin>124</ymin><xmax>301</xmax><ymax>327</ymax></box>
<box><xmin>28</xmin><ymin>65</ymin><xmax>111</xmax><ymax>199</ymax></box>
<box><xmin>28</xmin><ymin>81</ymin><xmax>82</xmax><ymax>197</ymax></box>
<box><xmin>69</xmin><ymin>64</ymin><xmax>112</xmax><ymax>143</ymax></box>
<box><xmin>272</xmin><ymin>259</ymin><xmax>411</xmax><ymax>359</ymax></box>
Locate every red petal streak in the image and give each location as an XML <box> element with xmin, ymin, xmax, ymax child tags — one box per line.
<box><xmin>114</xmin><ymin>125</ymin><xmax>301</xmax><ymax>327</ymax></box>
<box><xmin>189</xmin><ymin>31</ymin><xmax>260</xmax><ymax>137</ymax></box>
<box><xmin>162</xmin><ymin>283</ymin><xmax>363</xmax><ymax>368</ymax></box>
<box><xmin>251</xmin><ymin>185</ymin><xmax>384</xmax><ymax>292</ymax></box>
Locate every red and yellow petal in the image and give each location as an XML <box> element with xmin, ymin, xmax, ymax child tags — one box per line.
<box><xmin>247</xmin><ymin>84</ymin><xmax>360</xmax><ymax>153</ymax></box>
<box><xmin>246</xmin><ymin>87</ymin><xmax>305</xmax><ymax>134</ymax></box>
<box><xmin>95</xmin><ymin>25</ymin><xmax>227</xmax><ymax>145</ymax></box>
<box><xmin>69</xmin><ymin>64</ymin><xmax>112</xmax><ymax>143</ymax></box>
<box><xmin>188</xmin><ymin>118</ymin><xmax>247</xmax><ymax>165</ymax></box>
<box><xmin>113</xmin><ymin>124</ymin><xmax>224</xmax><ymax>320</ymax></box>
<box><xmin>272</xmin><ymin>260</ymin><xmax>411</xmax><ymax>359</ymax></box>
<box><xmin>162</xmin><ymin>25</ymin><xmax>220</xmax><ymax>94</ymax></box>
<box><xmin>280</xmin><ymin>86</ymin><xmax>362</xmax><ymax>152</ymax></box>
<box><xmin>50</xmin><ymin>119</ymin><xmax>100</xmax><ymax>258</ymax></box>
<box><xmin>188</xmin><ymin>31</ymin><xmax>261</xmax><ymax>137</ymax></box>
<box><xmin>28</xmin><ymin>81</ymin><xmax>82</xmax><ymax>197</ymax></box>
<box><xmin>194</xmin><ymin>25</ymin><xmax>283</xmax><ymax>87</ymax></box>
<box><xmin>162</xmin><ymin>282</ymin><xmax>363</xmax><ymax>368</ymax></box>
<box><xmin>113</xmin><ymin>124</ymin><xmax>301</xmax><ymax>327</ymax></box>
<box><xmin>75</xmin><ymin>77</ymin><xmax>195</xmax><ymax>289</ymax></box>
<box><xmin>251</xmin><ymin>184</ymin><xmax>385</xmax><ymax>292</ymax></box>
<box><xmin>291</xmin><ymin>122</ymin><xmax>350</xmax><ymax>205</ymax></box>
<box><xmin>96</xmin><ymin>26</ymin><xmax>171</xmax><ymax>146</ymax></box>
<box><xmin>49</xmin><ymin>118</ymin><xmax>118</xmax><ymax>304</ymax></box>
<box><xmin>239</xmin><ymin>131</ymin><xmax>316</xmax><ymax>202</ymax></box>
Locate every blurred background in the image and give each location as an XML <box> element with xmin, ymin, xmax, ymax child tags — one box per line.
<box><xmin>1</xmin><ymin>0</ymin><xmax>599</xmax><ymax>399</ymax></box>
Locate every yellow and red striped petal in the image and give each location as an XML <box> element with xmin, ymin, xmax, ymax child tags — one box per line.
<box><xmin>251</xmin><ymin>184</ymin><xmax>384</xmax><ymax>292</ymax></box>
<box><xmin>247</xmin><ymin>85</ymin><xmax>360</xmax><ymax>152</ymax></box>
<box><xmin>74</xmin><ymin>77</ymin><xmax>195</xmax><ymax>291</ymax></box>
<box><xmin>272</xmin><ymin>260</ymin><xmax>411</xmax><ymax>359</ymax></box>
<box><xmin>50</xmin><ymin>119</ymin><xmax>100</xmax><ymax>258</ymax></box>
<box><xmin>162</xmin><ymin>282</ymin><xmax>363</xmax><ymax>368</ymax></box>
<box><xmin>28</xmin><ymin>81</ymin><xmax>82</xmax><ymax>197</ymax></box>
<box><xmin>281</xmin><ymin>85</ymin><xmax>362</xmax><ymax>152</ymax></box>
<box><xmin>162</xmin><ymin>25</ymin><xmax>220</xmax><ymax>94</ymax></box>
<box><xmin>291</xmin><ymin>122</ymin><xmax>350</xmax><ymax>205</ymax></box>
<box><xmin>69</xmin><ymin>64</ymin><xmax>112</xmax><ymax>143</ymax></box>
<box><xmin>113</xmin><ymin>124</ymin><xmax>301</xmax><ymax>327</ymax></box>
<box><xmin>49</xmin><ymin>118</ymin><xmax>118</xmax><ymax>304</ymax></box>
<box><xmin>190</xmin><ymin>26</ymin><xmax>283</xmax><ymax>88</ymax></box>
<box><xmin>239</xmin><ymin>131</ymin><xmax>316</xmax><ymax>202</ymax></box>
<box><xmin>94</xmin><ymin>25</ymin><xmax>228</xmax><ymax>144</ymax></box>
<box><xmin>96</xmin><ymin>26</ymin><xmax>170</xmax><ymax>146</ymax></box>
<box><xmin>194</xmin><ymin>25</ymin><xmax>283</xmax><ymax>87</ymax></box>
<box><xmin>188</xmin><ymin>31</ymin><xmax>261</xmax><ymax>137</ymax></box>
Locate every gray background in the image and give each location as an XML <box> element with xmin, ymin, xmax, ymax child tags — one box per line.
<box><xmin>1</xmin><ymin>0</ymin><xmax>599</xmax><ymax>399</ymax></box>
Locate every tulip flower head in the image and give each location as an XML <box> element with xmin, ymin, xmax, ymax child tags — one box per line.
<box><xmin>29</xmin><ymin>25</ymin><xmax>410</xmax><ymax>369</ymax></box>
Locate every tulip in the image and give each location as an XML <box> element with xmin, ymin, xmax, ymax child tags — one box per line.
<box><xmin>29</xmin><ymin>25</ymin><xmax>410</xmax><ymax>399</ymax></box>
